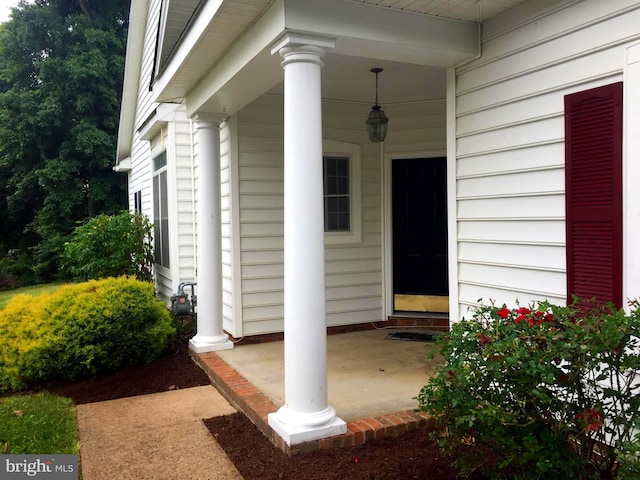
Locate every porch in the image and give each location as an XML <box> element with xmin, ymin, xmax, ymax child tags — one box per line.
<box><xmin>191</xmin><ymin>327</ymin><xmax>444</xmax><ymax>455</ymax></box>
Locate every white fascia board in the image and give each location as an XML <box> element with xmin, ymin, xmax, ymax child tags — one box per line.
<box><xmin>116</xmin><ymin>0</ymin><xmax>150</xmax><ymax>164</ymax></box>
<box><xmin>151</xmin><ymin>0</ymin><xmax>225</xmax><ymax>103</ymax></box>
<box><xmin>113</xmin><ymin>156</ymin><xmax>132</xmax><ymax>173</ymax></box>
<box><xmin>185</xmin><ymin>0</ymin><xmax>286</xmax><ymax>116</ymax></box>
<box><xmin>138</xmin><ymin>103</ymin><xmax>182</xmax><ymax>141</ymax></box>
<box><xmin>284</xmin><ymin>0</ymin><xmax>478</xmax><ymax>67</ymax></box>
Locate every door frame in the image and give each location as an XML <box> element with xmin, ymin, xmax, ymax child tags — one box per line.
<box><xmin>383</xmin><ymin>149</ymin><xmax>449</xmax><ymax>317</ymax></box>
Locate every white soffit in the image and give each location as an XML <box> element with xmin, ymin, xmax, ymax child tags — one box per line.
<box><xmin>155</xmin><ymin>0</ymin><xmax>530</xmax><ymax>111</ymax></box>
<box><xmin>350</xmin><ymin>0</ymin><xmax>530</xmax><ymax>22</ymax></box>
<box><xmin>153</xmin><ymin>0</ymin><xmax>274</xmax><ymax>103</ymax></box>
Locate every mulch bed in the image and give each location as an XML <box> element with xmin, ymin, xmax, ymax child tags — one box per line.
<box><xmin>204</xmin><ymin>412</ymin><xmax>489</xmax><ymax>480</ymax></box>
<box><xmin>44</xmin><ymin>339</ymin><xmax>488</xmax><ymax>480</ymax></box>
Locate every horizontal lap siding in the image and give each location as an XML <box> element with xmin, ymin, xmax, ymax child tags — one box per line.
<box><xmin>454</xmin><ymin>0</ymin><xmax>640</xmax><ymax>319</ymax></box>
<box><xmin>237</xmin><ymin>95</ymin><xmax>284</xmax><ymax>335</ymax></box>
<box><xmin>237</xmin><ymin>95</ymin><xmax>384</xmax><ymax>335</ymax></box>
<box><xmin>128</xmin><ymin>0</ymin><xmax>161</xmax><ymax>217</ymax></box>
<box><xmin>192</xmin><ymin>120</ymin><xmax>236</xmax><ymax>334</ymax></box>
<box><xmin>219</xmin><ymin>122</ymin><xmax>236</xmax><ymax>335</ymax></box>
<box><xmin>128</xmin><ymin>0</ymin><xmax>169</xmax><ymax>299</ymax></box>
<box><xmin>173</xmin><ymin>108</ymin><xmax>197</xmax><ymax>286</ymax></box>
<box><xmin>134</xmin><ymin>0</ymin><xmax>160</xmax><ymax>133</ymax></box>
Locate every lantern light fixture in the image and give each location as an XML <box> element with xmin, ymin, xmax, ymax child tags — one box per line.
<box><xmin>365</xmin><ymin>67</ymin><xmax>389</xmax><ymax>143</ymax></box>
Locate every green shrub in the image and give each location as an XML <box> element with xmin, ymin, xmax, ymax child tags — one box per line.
<box><xmin>0</xmin><ymin>251</ymin><xmax>37</xmax><ymax>289</ymax></box>
<box><xmin>417</xmin><ymin>299</ymin><xmax>640</xmax><ymax>480</ymax></box>
<box><xmin>63</xmin><ymin>211</ymin><xmax>154</xmax><ymax>282</ymax></box>
<box><xmin>0</xmin><ymin>277</ymin><xmax>175</xmax><ymax>391</ymax></box>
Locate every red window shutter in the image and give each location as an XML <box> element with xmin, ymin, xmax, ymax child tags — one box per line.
<box><xmin>565</xmin><ymin>82</ymin><xmax>623</xmax><ymax>308</ymax></box>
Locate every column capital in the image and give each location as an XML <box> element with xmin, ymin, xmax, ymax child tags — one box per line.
<box><xmin>192</xmin><ymin>112</ymin><xmax>227</xmax><ymax>130</ymax></box>
<box><xmin>270</xmin><ymin>32</ymin><xmax>336</xmax><ymax>65</ymax></box>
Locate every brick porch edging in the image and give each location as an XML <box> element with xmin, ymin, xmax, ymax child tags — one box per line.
<box><xmin>191</xmin><ymin>349</ymin><xmax>435</xmax><ymax>455</ymax></box>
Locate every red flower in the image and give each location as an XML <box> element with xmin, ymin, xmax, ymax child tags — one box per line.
<box><xmin>576</xmin><ymin>409</ymin><xmax>604</xmax><ymax>433</ymax></box>
<box><xmin>497</xmin><ymin>306</ymin><xmax>510</xmax><ymax>319</ymax></box>
<box><xmin>477</xmin><ymin>333</ymin><xmax>492</xmax><ymax>345</ymax></box>
<box><xmin>447</xmin><ymin>370</ymin><xmax>457</xmax><ymax>380</ymax></box>
<box><xmin>516</xmin><ymin>307</ymin><xmax>532</xmax><ymax>315</ymax></box>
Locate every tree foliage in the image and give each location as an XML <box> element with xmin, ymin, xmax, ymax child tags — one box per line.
<box><xmin>0</xmin><ymin>0</ymin><xmax>130</xmax><ymax>281</ymax></box>
<box><xmin>63</xmin><ymin>211</ymin><xmax>154</xmax><ymax>282</ymax></box>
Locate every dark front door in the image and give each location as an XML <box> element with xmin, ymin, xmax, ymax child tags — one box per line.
<box><xmin>392</xmin><ymin>158</ymin><xmax>448</xmax><ymax>312</ymax></box>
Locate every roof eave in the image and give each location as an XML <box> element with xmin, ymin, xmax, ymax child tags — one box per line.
<box><xmin>116</xmin><ymin>0</ymin><xmax>151</xmax><ymax>165</ymax></box>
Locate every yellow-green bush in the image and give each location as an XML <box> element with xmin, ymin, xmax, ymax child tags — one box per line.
<box><xmin>0</xmin><ymin>277</ymin><xmax>175</xmax><ymax>392</ymax></box>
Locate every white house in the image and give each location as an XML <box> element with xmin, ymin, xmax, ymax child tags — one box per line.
<box><xmin>116</xmin><ymin>0</ymin><xmax>640</xmax><ymax>445</ymax></box>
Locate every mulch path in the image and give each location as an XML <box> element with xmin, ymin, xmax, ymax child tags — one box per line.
<box><xmin>44</xmin><ymin>339</ymin><xmax>488</xmax><ymax>480</ymax></box>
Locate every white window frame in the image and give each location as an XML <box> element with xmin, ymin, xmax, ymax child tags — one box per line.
<box><xmin>152</xmin><ymin>149</ymin><xmax>170</xmax><ymax>269</ymax></box>
<box><xmin>322</xmin><ymin>139</ymin><xmax>362</xmax><ymax>245</ymax></box>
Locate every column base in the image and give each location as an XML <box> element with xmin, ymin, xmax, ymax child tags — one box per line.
<box><xmin>189</xmin><ymin>334</ymin><xmax>234</xmax><ymax>353</ymax></box>
<box><xmin>268</xmin><ymin>406</ymin><xmax>347</xmax><ymax>445</ymax></box>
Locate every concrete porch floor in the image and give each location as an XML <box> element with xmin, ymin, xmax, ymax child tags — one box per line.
<box><xmin>191</xmin><ymin>328</ymin><xmax>444</xmax><ymax>454</ymax></box>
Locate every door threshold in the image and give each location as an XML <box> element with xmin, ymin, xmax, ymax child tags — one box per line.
<box><xmin>394</xmin><ymin>294</ymin><xmax>448</xmax><ymax>313</ymax></box>
<box><xmin>387</xmin><ymin>313</ymin><xmax>449</xmax><ymax>332</ymax></box>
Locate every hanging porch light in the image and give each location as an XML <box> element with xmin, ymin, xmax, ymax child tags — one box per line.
<box><xmin>365</xmin><ymin>67</ymin><xmax>389</xmax><ymax>142</ymax></box>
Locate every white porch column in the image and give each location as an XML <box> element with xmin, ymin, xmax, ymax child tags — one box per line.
<box><xmin>267</xmin><ymin>33</ymin><xmax>346</xmax><ymax>445</ymax></box>
<box><xmin>189</xmin><ymin>113</ymin><xmax>233</xmax><ymax>353</ymax></box>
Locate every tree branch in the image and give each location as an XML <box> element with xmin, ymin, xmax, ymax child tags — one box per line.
<box><xmin>76</xmin><ymin>0</ymin><xmax>91</xmax><ymax>22</ymax></box>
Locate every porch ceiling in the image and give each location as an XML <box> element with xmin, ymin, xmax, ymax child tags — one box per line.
<box><xmin>154</xmin><ymin>0</ymin><xmax>528</xmax><ymax>114</ymax></box>
<box><xmin>267</xmin><ymin>53</ymin><xmax>447</xmax><ymax>105</ymax></box>
<box><xmin>354</xmin><ymin>0</ymin><xmax>529</xmax><ymax>23</ymax></box>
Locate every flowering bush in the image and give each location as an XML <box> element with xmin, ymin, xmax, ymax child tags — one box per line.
<box><xmin>417</xmin><ymin>299</ymin><xmax>640</xmax><ymax>479</ymax></box>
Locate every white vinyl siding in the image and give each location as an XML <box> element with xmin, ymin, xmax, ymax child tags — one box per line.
<box><xmin>127</xmin><ymin>0</ymin><xmax>162</xmax><ymax>220</ymax></box>
<box><xmin>192</xmin><ymin>117</ymin><xmax>238</xmax><ymax>335</ymax></box>
<box><xmin>171</xmin><ymin>108</ymin><xmax>197</xmax><ymax>286</ymax></box>
<box><xmin>125</xmin><ymin>0</ymin><xmax>176</xmax><ymax>301</ymax></box>
<box><xmin>236</xmin><ymin>95</ymin><xmax>385</xmax><ymax>335</ymax></box>
<box><xmin>134</xmin><ymin>0</ymin><xmax>162</xmax><ymax>133</ymax></box>
<box><xmin>452</xmin><ymin>0</ymin><xmax>640</xmax><ymax>320</ymax></box>
<box><xmin>234</xmin><ymin>91</ymin><xmax>448</xmax><ymax>335</ymax></box>
<box><xmin>220</xmin><ymin>121</ymin><xmax>238</xmax><ymax>336</ymax></box>
<box><xmin>237</xmin><ymin>95</ymin><xmax>284</xmax><ymax>335</ymax></box>
<box><xmin>135</xmin><ymin>108</ymin><xmax>195</xmax><ymax>302</ymax></box>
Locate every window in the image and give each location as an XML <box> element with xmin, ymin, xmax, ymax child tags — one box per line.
<box><xmin>134</xmin><ymin>190</ymin><xmax>142</xmax><ymax>213</ymax></box>
<box><xmin>322</xmin><ymin>140</ymin><xmax>361</xmax><ymax>244</ymax></box>
<box><xmin>153</xmin><ymin>151</ymin><xmax>170</xmax><ymax>268</ymax></box>
<box><xmin>564</xmin><ymin>82</ymin><xmax>622</xmax><ymax>308</ymax></box>
<box><xmin>323</xmin><ymin>156</ymin><xmax>350</xmax><ymax>232</ymax></box>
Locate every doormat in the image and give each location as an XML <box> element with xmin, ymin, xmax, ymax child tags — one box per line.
<box><xmin>385</xmin><ymin>331</ymin><xmax>435</xmax><ymax>342</ymax></box>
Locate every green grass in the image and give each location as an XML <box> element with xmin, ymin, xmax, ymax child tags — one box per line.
<box><xmin>0</xmin><ymin>283</ymin><xmax>63</xmax><ymax>310</ymax></box>
<box><xmin>0</xmin><ymin>392</ymin><xmax>79</xmax><ymax>454</ymax></box>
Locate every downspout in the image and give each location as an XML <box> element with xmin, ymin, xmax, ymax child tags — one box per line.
<box><xmin>455</xmin><ymin>1</ymin><xmax>483</xmax><ymax>69</ymax></box>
